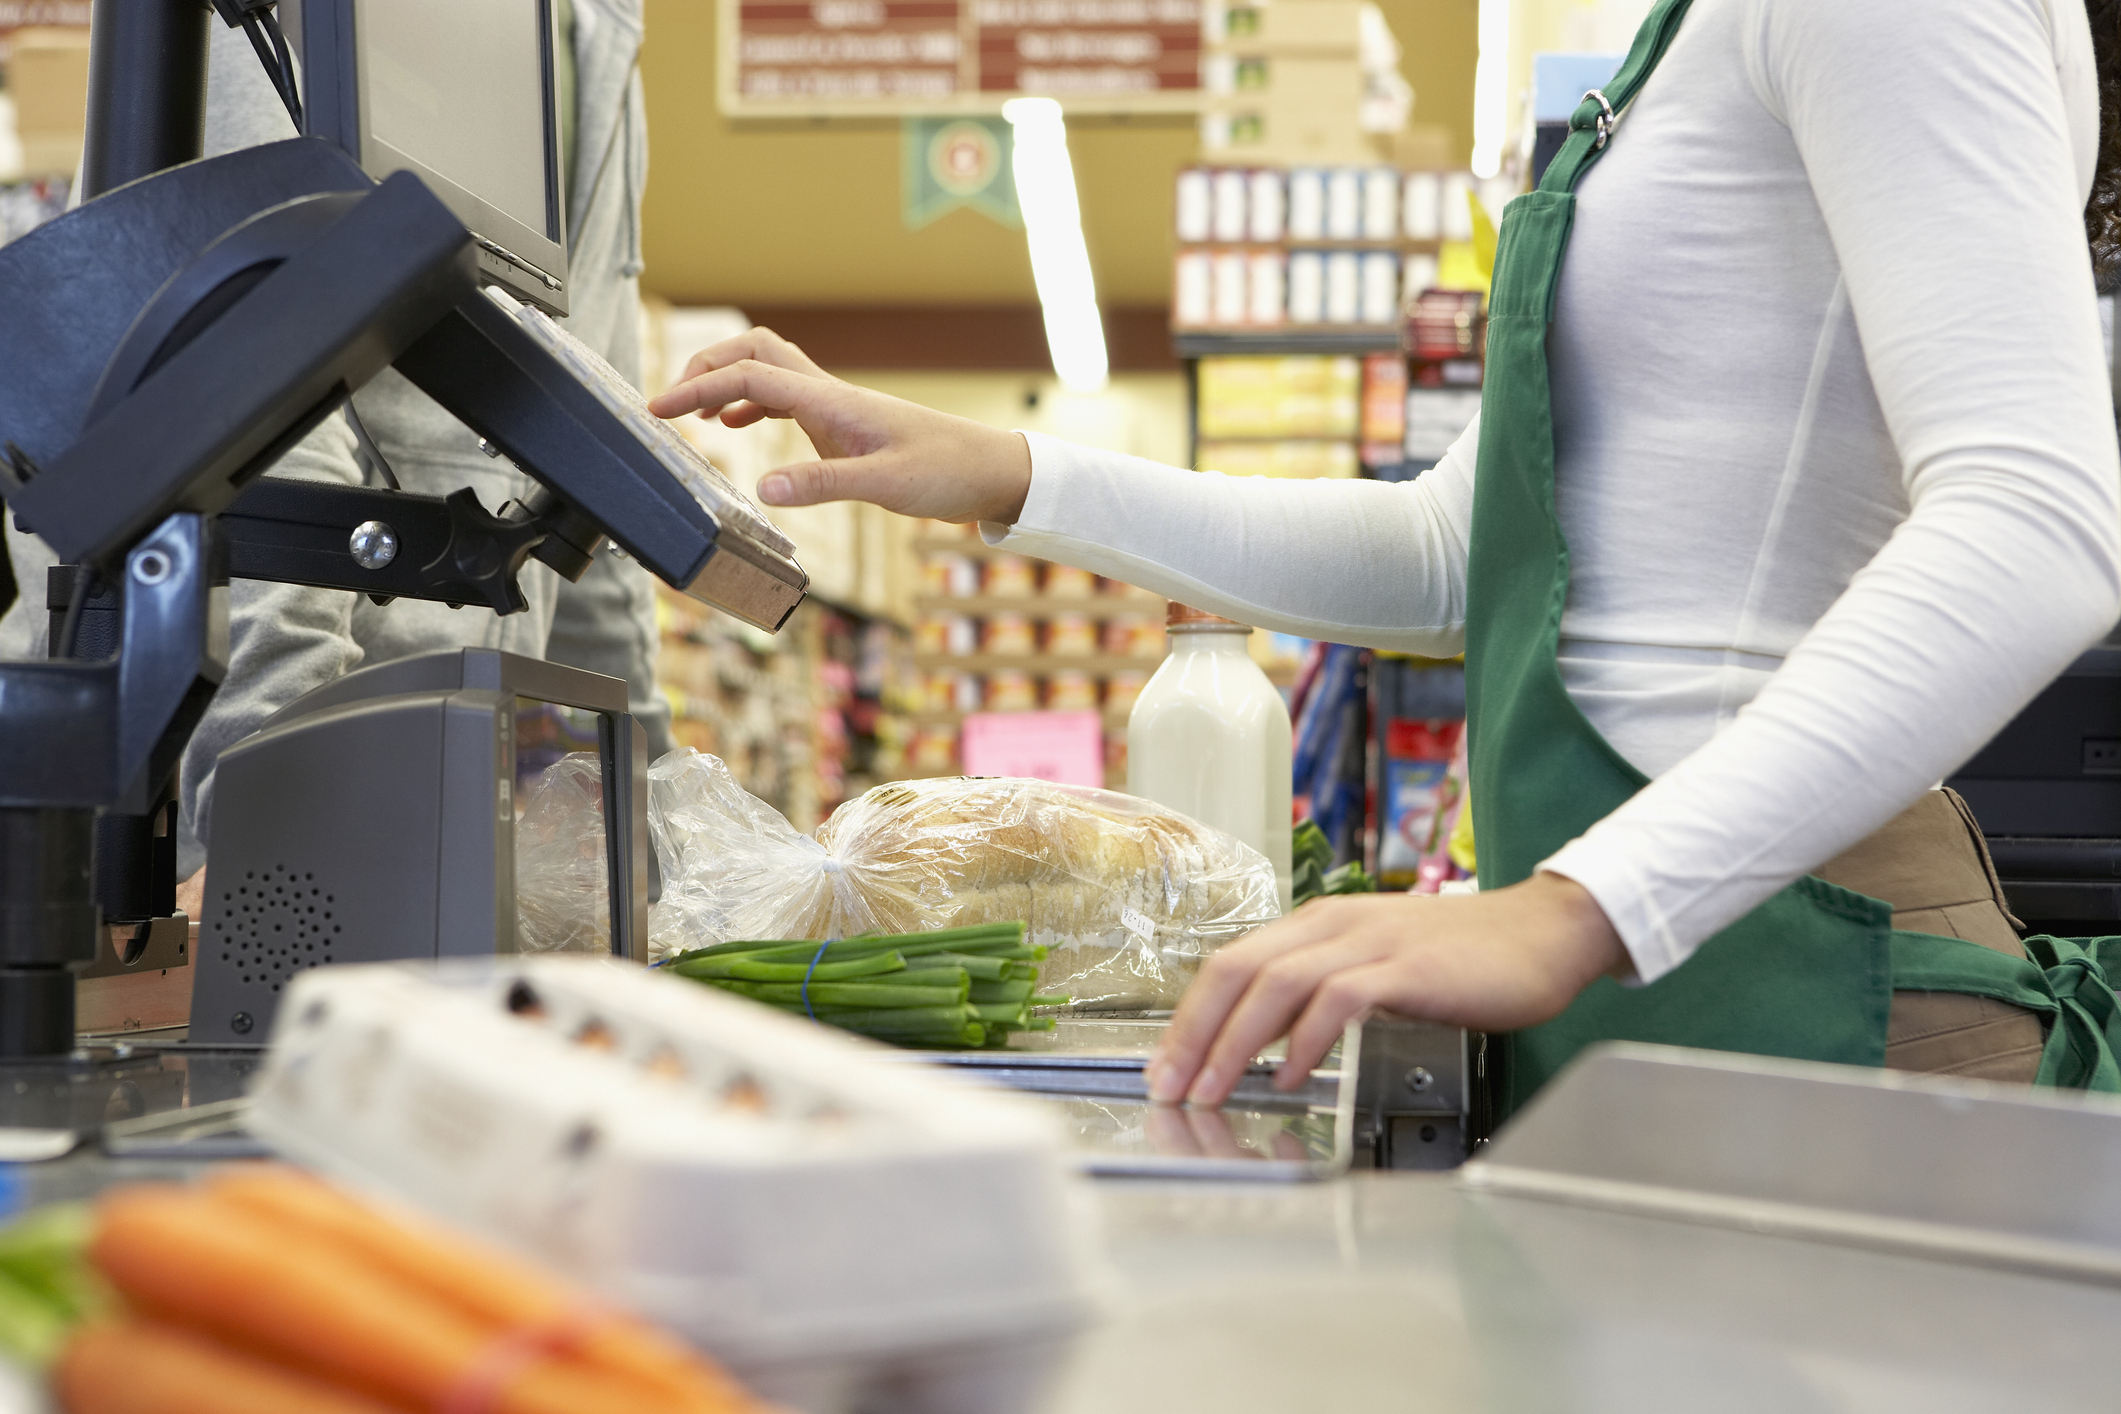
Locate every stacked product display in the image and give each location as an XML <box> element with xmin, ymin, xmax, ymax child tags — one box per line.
<box><xmin>908</xmin><ymin>521</ymin><xmax>1168</xmax><ymax>787</ymax></box>
<box><xmin>1172</xmin><ymin>164</ymin><xmax>1474</xmax><ymax>331</ymax></box>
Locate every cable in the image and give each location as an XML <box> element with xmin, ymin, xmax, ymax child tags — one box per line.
<box><xmin>238</xmin><ymin>11</ymin><xmax>302</xmax><ymax>132</ymax></box>
<box><xmin>260</xmin><ymin>8</ymin><xmax>303</xmax><ymax>129</ymax></box>
<box><xmin>56</xmin><ymin>566</ymin><xmax>95</xmax><ymax>661</ymax></box>
<box><xmin>344</xmin><ymin>403</ymin><xmax>400</xmax><ymax>491</ymax></box>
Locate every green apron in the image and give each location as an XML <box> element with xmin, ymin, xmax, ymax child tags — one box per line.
<box><xmin>1463</xmin><ymin>0</ymin><xmax>2121</xmax><ymax>1117</ymax></box>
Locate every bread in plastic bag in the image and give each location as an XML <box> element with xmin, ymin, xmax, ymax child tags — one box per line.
<box><xmin>514</xmin><ymin>753</ymin><xmax>613</xmax><ymax>954</ymax></box>
<box><xmin>647</xmin><ymin>749</ymin><xmax>1282</xmax><ymax>1010</ymax></box>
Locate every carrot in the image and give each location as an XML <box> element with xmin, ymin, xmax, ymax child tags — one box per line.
<box><xmin>87</xmin><ymin>1187</ymin><xmax>693</xmax><ymax>1414</ymax></box>
<box><xmin>56</xmin><ymin>1318</ymin><xmax>408</xmax><ymax>1414</ymax></box>
<box><xmin>203</xmin><ymin>1167</ymin><xmax>756</xmax><ymax>1410</ymax></box>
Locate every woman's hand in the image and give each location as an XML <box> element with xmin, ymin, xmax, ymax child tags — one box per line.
<box><xmin>1145</xmin><ymin>872</ymin><xmax>1630</xmax><ymax>1106</ymax></box>
<box><xmin>646</xmin><ymin>327</ymin><xmax>1034</xmax><ymax>525</ymax></box>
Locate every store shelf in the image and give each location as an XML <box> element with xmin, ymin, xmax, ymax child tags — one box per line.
<box><xmin>913</xmin><ymin>653</ymin><xmax>1166</xmax><ymax>675</ymax></box>
<box><xmin>1173</xmin><ymin>327</ymin><xmax>1404</xmax><ymax>357</ymax></box>
<box><xmin>911</xmin><ymin>707</ymin><xmax>1135</xmax><ymax>729</ymax></box>
<box><xmin>912</xmin><ymin>594</ymin><xmax>1163</xmax><ymax>619</ymax></box>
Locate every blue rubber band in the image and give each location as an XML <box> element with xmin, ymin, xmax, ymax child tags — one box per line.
<box><xmin>800</xmin><ymin>938</ymin><xmax>833</xmax><ymax>1021</ymax></box>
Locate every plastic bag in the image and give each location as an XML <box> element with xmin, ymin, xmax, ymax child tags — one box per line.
<box><xmin>647</xmin><ymin>750</ymin><xmax>1282</xmax><ymax>1010</ymax></box>
<box><xmin>514</xmin><ymin>753</ymin><xmax>612</xmax><ymax>954</ymax></box>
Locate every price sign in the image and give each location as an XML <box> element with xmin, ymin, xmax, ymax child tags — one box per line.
<box><xmin>721</xmin><ymin>0</ymin><xmax>1205</xmax><ymax>117</ymax></box>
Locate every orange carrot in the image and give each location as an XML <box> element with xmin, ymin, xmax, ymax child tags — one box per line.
<box><xmin>87</xmin><ymin>1187</ymin><xmax>689</xmax><ymax>1414</ymax></box>
<box><xmin>56</xmin><ymin>1318</ymin><xmax>409</xmax><ymax>1414</ymax></box>
<box><xmin>204</xmin><ymin>1167</ymin><xmax>757</xmax><ymax>1410</ymax></box>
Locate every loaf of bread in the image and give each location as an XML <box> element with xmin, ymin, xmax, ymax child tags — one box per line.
<box><xmin>647</xmin><ymin>752</ymin><xmax>1281</xmax><ymax>1009</ymax></box>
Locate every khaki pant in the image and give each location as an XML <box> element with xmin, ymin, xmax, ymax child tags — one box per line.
<box><xmin>1813</xmin><ymin>789</ymin><xmax>2045</xmax><ymax>1083</ymax></box>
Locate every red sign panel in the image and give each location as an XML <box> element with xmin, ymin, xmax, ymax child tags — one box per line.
<box><xmin>724</xmin><ymin>0</ymin><xmax>1204</xmax><ymax>115</ymax></box>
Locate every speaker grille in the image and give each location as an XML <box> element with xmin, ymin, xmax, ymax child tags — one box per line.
<box><xmin>209</xmin><ymin>863</ymin><xmax>341</xmax><ymax>993</ymax></box>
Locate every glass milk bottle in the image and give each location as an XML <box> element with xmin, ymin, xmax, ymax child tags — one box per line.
<box><xmin>1127</xmin><ymin>604</ymin><xmax>1294</xmax><ymax>914</ymax></box>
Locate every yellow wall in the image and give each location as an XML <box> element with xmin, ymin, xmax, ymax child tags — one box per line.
<box><xmin>638</xmin><ymin>0</ymin><xmax>1480</xmax><ymax>309</ymax></box>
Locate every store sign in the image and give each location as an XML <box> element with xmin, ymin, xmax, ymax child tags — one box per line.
<box><xmin>721</xmin><ymin>0</ymin><xmax>1204</xmax><ymax>117</ymax></box>
<box><xmin>901</xmin><ymin>116</ymin><xmax>1019</xmax><ymax>228</ymax></box>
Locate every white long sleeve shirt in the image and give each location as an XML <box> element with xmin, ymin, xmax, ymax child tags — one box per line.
<box><xmin>990</xmin><ymin>0</ymin><xmax>2121</xmax><ymax>982</ymax></box>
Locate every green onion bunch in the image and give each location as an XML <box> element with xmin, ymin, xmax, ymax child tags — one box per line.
<box><xmin>661</xmin><ymin>921</ymin><xmax>1068</xmax><ymax>1049</ymax></box>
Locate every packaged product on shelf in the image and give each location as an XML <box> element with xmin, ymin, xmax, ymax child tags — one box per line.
<box><xmin>1359</xmin><ymin>250</ymin><xmax>1399</xmax><ymax>324</ymax></box>
<box><xmin>1103</xmin><ymin>619</ymin><xmax>1167</xmax><ymax>658</ymax></box>
<box><xmin>1106</xmin><ymin>669</ymin><xmax>1152</xmax><ymax>714</ymax></box>
<box><xmin>1360</xmin><ymin>167</ymin><xmax>1400</xmax><ymax>239</ymax></box>
<box><xmin>1247</xmin><ymin>168</ymin><xmax>1285</xmax><ymax>241</ymax></box>
<box><xmin>922</xmin><ymin>552</ymin><xmax>979</xmax><ymax>597</ymax></box>
<box><xmin>1325</xmin><ymin>250</ymin><xmax>1362</xmax><ymax>323</ymax></box>
<box><xmin>922</xmin><ymin>669</ymin><xmax>981</xmax><ymax>713</ymax></box>
<box><xmin>1287</xmin><ymin>167</ymin><xmax>1326</xmax><ymax>240</ymax></box>
<box><xmin>1408</xmin><ymin>288</ymin><xmax>1484</xmax><ymax>362</ymax></box>
<box><xmin>1174</xmin><ymin>249</ymin><xmax>1214</xmax><ymax>326</ymax></box>
<box><xmin>983</xmin><ymin>612</ymin><xmax>1037</xmax><ymax>655</ymax></box>
<box><xmin>1403</xmin><ymin>170</ymin><xmax>1442</xmax><ymax>238</ymax></box>
<box><xmin>1400</xmin><ymin>252</ymin><xmax>1440</xmax><ymax>305</ymax></box>
<box><xmin>1210</xmin><ymin>167</ymin><xmax>1248</xmax><ymax>242</ymax></box>
<box><xmin>984</xmin><ymin>668</ymin><xmax>1039</xmax><ymax>711</ymax></box>
<box><xmin>1287</xmin><ymin>249</ymin><xmax>1325</xmax><ymax>323</ymax></box>
<box><xmin>1045</xmin><ymin>564</ymin><xmax>1096</xmax><ymax>597</ymax></box>
<box><xmin>909</xmin><ymin>725</ymin><xmax>960</xmax><ymax>772</ymax></box>
<box><xmin>1047</xmin><ymin>669</ymin><xmax>1100</xmax><ymax>711</ymax></box>
<box><xmin>915</xmin><ymin>612</ymin><xmax>978</xmax><ymax>656</ymax></box>
<box><xmin>1439</xmin><ymin>172</ymin><xmax>1477</xmax><ymax>240</ymax></box>
<box><xmin>984</xmin><ymin>554</ymin><xmax>1039</xmax><ymax>596</ymax></box>
<box><xmin>1175</xmin><ymin>166</ymin><xmax>1213</xmax><ymax>241</ymax></box>
<box><xmin>1377</xmin><ymin>717</ymin><xmax>1465</xmax><ymax>888</ymax></box>
<box><xmin>647</xmin><ymin>753</ymin><xmax>1281</xmax><ymax>1009</ymax></box>
<box><xmin>1046</xmin><ymin>612</ymin><xmax>1098</xmax><ymax>656</ymax></box>
<box><xmin>1211</xmin><ymin>249</ymin><xmax>1249</xmax><ymax>326</ymax></box>
<box><xmin>1247</xmin><ymin>249</ymin><xmax>1287</xmax><ymax>326</ymax></box>
<box><xmin>1324</xmin><ymin>167</ymin><xmax>1362</xmax><ymax>240</ymax></box>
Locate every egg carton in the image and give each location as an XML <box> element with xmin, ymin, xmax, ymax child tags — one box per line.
<box><xmin>249</xmin><ymin>958</ymin><xmax>1101</xmax><ymax>1401</ymax></box>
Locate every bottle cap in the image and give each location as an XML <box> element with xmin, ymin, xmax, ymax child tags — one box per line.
<box><xmin>1166</xmin><ymin>602</ymin><xmax>1251</xmax><ymax>631</ymax></box>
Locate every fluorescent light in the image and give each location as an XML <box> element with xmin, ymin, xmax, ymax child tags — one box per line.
<box><xmin>1003</xmin><ymin>97</ymin><xmax>1109</xmax><ymax>392</ymax></box>
<box><xmin>1469</xmin><ymin>0</ymin><xmax>1509</xmax><ymax>179</ymax></box>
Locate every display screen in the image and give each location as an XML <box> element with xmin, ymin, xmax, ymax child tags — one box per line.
<box><xmin>511</xmin><ymin>699</ymin><xmax>611</xmax><ymax>954</ymax></box>
<box><xmin>361</xmin><ymin>0</ymin><xmax>555</xmax><ymax>240</ymax></box>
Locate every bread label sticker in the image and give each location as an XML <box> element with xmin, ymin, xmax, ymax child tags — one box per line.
<box><xmin>1121</xmin><ymin>905</ymin><xmax>1155</xmax><ymax>943</ymax></box>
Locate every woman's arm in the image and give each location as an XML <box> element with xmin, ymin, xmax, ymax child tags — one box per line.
<box><xmin>649</xmin><ymin>330</ymin><xmax>1479</xmax><ymax>654</ymax></box>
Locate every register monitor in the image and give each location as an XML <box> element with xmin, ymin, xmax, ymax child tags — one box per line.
<box><xmin>188</xmin><ymin>648</ymin><xmax>649</xmax><ymax>1044</ymax></box>
<box><xmin>286</xmin><ymin>0</ymin><xmax>570</xmax><ymax>314</ymax></box>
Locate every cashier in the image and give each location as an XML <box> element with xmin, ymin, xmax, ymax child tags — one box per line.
<box><xmin>654</xmin><ymin>0</ymin><xmax>2121</xmax><ymax>1114</ymax></box>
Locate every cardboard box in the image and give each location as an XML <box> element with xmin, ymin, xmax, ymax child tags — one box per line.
<box><xmin>1214</xmin><ymin>0</ymin><xmax>1362</xmax><ymax>57</ymax></box>
<box><xmin>9</xmin><ymin>26</ymin><xmax>90</xmax><ymax>177</ymax></box>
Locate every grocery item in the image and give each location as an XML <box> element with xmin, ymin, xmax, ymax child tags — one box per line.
<box><xmin>14</xmin><ymin>1165</ymin><xmax>767</xmax><ymax>1414</ymax></box>
<box><xmin>665</xmin><ymin>922</ymin><xmax>1067</xmax><ymax>1048</ymax></box>
<box><xmin>1128</xmin><ymin>604</ymin><xmax>1295</xmax><ymax>913</ymax></box>
<box><xmin>648</xmin><ymin>752</ymin><xmax>1280</xmax><ymax>1009</ymax></box>
<box><xmin>1291</xmin><ymin>818</ymin><xmax>1377</xmax><ymax>905</ymax></box>
<box><xmin>1044</xmin><ymin>565</ymin><xmax>1096</xmax><ymax>597</ymax></box>
<box><xmin>514</xmin><ymin>753</ymin><xmax>615</xmax><ymax>955</ymax></box>
<box><xmin>1378</xmin><ymin>718</ymin><xmax>1465</xmax><ymax>888</ymax></box>
<box><xmin>1046</xmin><ymin>612</ymin><xmax>1097</xmax><ymax>656</ymax></box>
<box><xmin>914</xmin><ymin>613</ymin><xmax>977</xmax><ymax>656</ymax></box>
<box><xmin>1046</xmin><ymin>669</ymin><xmax>1100</xmax><ymax>712</ymax></box>
<box><xmin>1104</xmin><ymin>669</ymin><xmax>1151</xmax><ymax>715</ymax></box>
<box><xmin>982</xmin><ymin>612</ymin><xmax>1036</xmax><ymax>655</ymax></box>
<box><xmin>251</xmin><ymin>959</ymin><xmax>1094</xmax><ymax>1399</ymax></box>
<box><xmin>984</xmin><ymin>555</ymin><xmax>1038</xmax><ymax>596</ymax></box>
<box><xmin>984</xmin><ymin>668</ymin><xmax>1039</xmax><ymax>711</ymax></box>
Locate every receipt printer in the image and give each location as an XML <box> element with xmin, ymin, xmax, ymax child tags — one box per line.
<box><xmin>189</xmin><ymin>649</ymin><xmax>648</xmax><ymax>1043</ymax></box>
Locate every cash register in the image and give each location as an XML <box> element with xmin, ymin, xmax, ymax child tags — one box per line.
<box><xmin>0</xmin><ymin>0</ymin><xmax>805</xmax><ymax>1054</ymax></box>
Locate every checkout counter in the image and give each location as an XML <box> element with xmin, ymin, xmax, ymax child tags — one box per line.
<box><xmin>11</xmin><ymin>1027</ymin><xmax>2121</xmax><ymax>1413</ymax></box>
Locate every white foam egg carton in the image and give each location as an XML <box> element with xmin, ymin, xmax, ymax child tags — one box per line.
<box><xmin>249</xmin><ymin>957</ymin><xmax>1100</xmax><ymax>1401</ymax></box>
